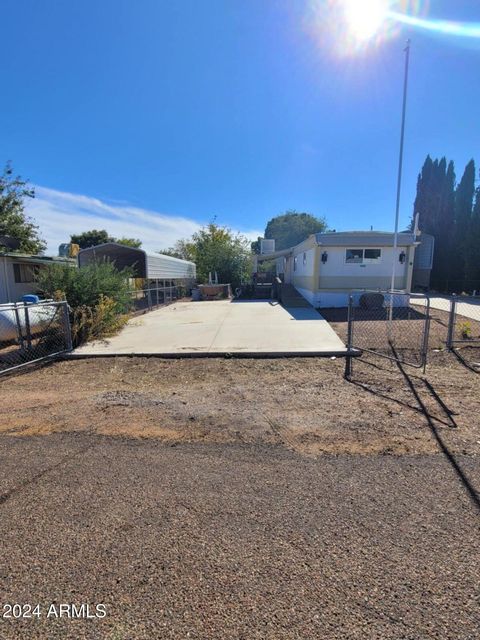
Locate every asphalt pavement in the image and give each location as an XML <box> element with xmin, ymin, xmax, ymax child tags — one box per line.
<box><xmin>0</xmin><ymin>434</ymin><xmax>478</xmax><ymax>639</ymax></box>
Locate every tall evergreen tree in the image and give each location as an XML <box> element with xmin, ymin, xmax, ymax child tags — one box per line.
<box><xmin>453</xmin><ymin>159</ymin><xmax>476</xmax><ymax>287</ymax></box>
<box><xmin>413</xmin><ymin>155</ymin><xmax>434</xmax><ymax>233</ymax></box>
<box><xmin>413</xmin><ymin>156</ymin><xmax>480</xmax><ymax>291</ymax></box>
<box><xmin>413</xmin><ymin>156</ymin><xmax>455</xmax><ymax>290</ymax></box>
<box><xmin>433</xmin><ymin>160</ymin><xmax>456</xmax><ymax>288</ymax></box>
<box><xmin>464</xmin><ymin>184</ymin><xmax>480</xmax><ymax>287</ymax></box>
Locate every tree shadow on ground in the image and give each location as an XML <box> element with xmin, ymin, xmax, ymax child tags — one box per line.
<box><xmin>347</xmin><ymin>358</ymin><xmax>457</xmax><ymax>429</ymax></box>
<box><xmin>393</xmin><ymin>348</ymin><xmax>480</xmax><ymax>512</ymax></box>
<box><xmin>348</xmin><ymin>345</ymin><xmax>480</xmax><ymax>513</ymax></box>
<box><xmin>451</xmin><ymin>347</ymin><xmax>480</xmax><ymax>374</ymax></box>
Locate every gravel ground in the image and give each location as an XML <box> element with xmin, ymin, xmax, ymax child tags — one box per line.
<box><xmin>0</xmin><ymin>354</ymin><xmax>480</xmax><ymax>456</ymax></box>
<box><xmin>0</xmin><ymin>353</ymin><xmax>479</xmax><ymax>638</ymax></box>
<box><xmin>0</xmin><ymin>434</ymin><xmax>479</xmax><ymax>640</ymax></box>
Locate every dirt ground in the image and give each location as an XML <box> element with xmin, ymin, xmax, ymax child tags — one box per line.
<box><xmin>322</xmin><ymin>305</ymin><xmax>480</xmax><ymax>356</ymax></box>
<box><xmin>0</xmin><ymin>348</ymin><xmax>479</xmax><ymax>457</ymax></box>
<box><xmin>1</xmin><ymin>333</ymin><xmax>479</xmax><ymax>639</ymax></box>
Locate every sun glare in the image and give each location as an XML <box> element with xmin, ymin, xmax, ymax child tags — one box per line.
<box><xmin>306</xmin><ymin>0</ymin><xmax>431</xmax><ymax>58</ymax></box>
<box><xmin>342</xmin><ymin>0</ymin><xmax>389</xmax><ymax>42</ymax></box>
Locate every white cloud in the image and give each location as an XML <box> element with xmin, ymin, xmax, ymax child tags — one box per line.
<box><xmin>26</xmin><ymin>186</ymin><xmax>263</xmax><ymax>255</ymax></box>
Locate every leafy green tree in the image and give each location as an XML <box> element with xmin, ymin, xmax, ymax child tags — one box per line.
<box><xmin>159</xmin><ymin>239</ymin><xmax>192</xmax><ymax>260</ymax></box>
<box><xmin>70</xmin><ymin>229</ymin><xmax>142</xmax><ymax>249</ymax></box>
<box><xmin>0</xmin><ymin>162</ymin><xmax>45</xmax><ymax>254</ymax></box>
<box><xmin>263</xmin><ymin>211</ymin><xmax>327</xmax><ymax>251</ymax></box>
<box><xmin>161</xmin><ymin>223</ymin><xmax>251</xmax><ymax>288</ymax></box>
<box><xmin>115</xmin><ymin>237</ymin><xmax>142</xmax><ymax>248</ymax></box>
<box><xmin>250</xmin><ymin>237</ymin><xmax>261</xmax><ymax>255</ymax></box>
<box><xmin>71</xmin><ymin>229</ymin><xmax>112</xmax><ymax>248</ymax></box>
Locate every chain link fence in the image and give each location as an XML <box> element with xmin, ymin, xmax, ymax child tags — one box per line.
<box><xmin>445</xmin><ymin>295</ymin><xmax>480</xmax><ymax>372</ymax></box>
<box><xmin>130</xmin><ymin>283</ymin><xmax>187</xmax><ymax>314</ymax></box>
<box><xmin>0</xmin><ymin>301</ymin><xmax>72</xmax><ymax>375</ymax></box>
<box><xmin>446</xmin><ymin>296</ymin><xmax>480</xmax><ymax>346</ymax></box>
<box><xmin>344</xmin><ymin>291</ymin><xmax>431</xmax><ymax>376</ymax></box>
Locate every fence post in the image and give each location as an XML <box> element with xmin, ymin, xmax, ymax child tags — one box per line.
<box><xmin>345</xmin><ymin>294</ymin><xmax>354</xmax><ymax>380</ymax></box>
<box><xmin>421</xmin><ymin>296</ymin><xmax>431</xmax><ymax>374</ymax></box>
<box><xmin>13</xmin><ymin>304</ymin><xmax>25</xmax><ymax>350</ymax></box>
<box><xmin>446</xmin><ymin>294</ymin><xmax>457</xmax><ymax>350</ymax></box>
<box><xmin>147</xmin><ymin>288</ymin><xmax>152</xmax><ymax>311</ymax></box>
<box><xmin>62</xmin><ymin>302</ymin><xmax>73</xmax><ymax>351</ymax></box>
<box><xmin>23</xmin><ymin>304</ymin><xmax>33</xmax><ymax>351</ymax></box>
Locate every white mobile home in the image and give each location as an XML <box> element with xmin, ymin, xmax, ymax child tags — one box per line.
<box><xmin>0</xmin><ymin>253</ymin><xmax>75</xmax><ymax>304</ymax></box>
<box><xmin>268</xmin><ymin>231</ymin><xmax>423</xmax><ymax>308</ymax></box>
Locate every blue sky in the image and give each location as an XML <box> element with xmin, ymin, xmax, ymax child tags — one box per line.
<box><xmin>2</xmin><ymin>0</ymin><xmax>480</xmax><ymax>253</ymax></box>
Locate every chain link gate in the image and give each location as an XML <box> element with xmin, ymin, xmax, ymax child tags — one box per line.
<box><xmin>345</xmin><ymin>291</ymin><xmax>431</xmax><ymax>378</ymax></box>
<box><xmin>0</xmin><ymin>301</ymin><xmax>73</xmax><ymax>375</ymax></box>
<box><xmin>445</xmin><ymin>295</ymin><xmax>480</xmax><ymax>371</ymax></box>
<box><xmin>446</xmin><ymin>295</ymin><xmax>480</xmax><ymax>348</ymax></box>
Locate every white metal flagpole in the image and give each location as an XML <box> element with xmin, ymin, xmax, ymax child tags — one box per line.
<box><xmin>389</xmin><ymin>40</ymin><xmax>411</xmax><ymax>319</ymax></box>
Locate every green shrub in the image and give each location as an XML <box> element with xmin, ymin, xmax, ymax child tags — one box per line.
<box><xmin>72</xmin><ymin>295</ymin><xmax>130</xmax><ymax>344</ymax></box>
<box><xmin>37</xmin><ymin>262</ymin><xmax>133</xmax><ymax>311</ymax></box>
<box><xmin>37</xmin><ymin>262</ymin><xmax>133</xmax><ymax>344</ymax></box>
<box><xmin>460</xmin><ymin>321</ymin><xmax>472</xmax><ymax>340</ymax></box>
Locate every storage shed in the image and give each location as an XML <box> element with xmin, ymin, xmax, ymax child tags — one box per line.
<box><xmin>78</xmin><ymin>243</ymin><xmax>196</xmax><ymax>284</ymax></box>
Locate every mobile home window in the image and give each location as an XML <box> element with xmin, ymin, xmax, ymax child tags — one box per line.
<box><xmin>345</xmin><ymin>249</ymin><xmax>382</xmax><ymax>264</ymax></box>
<box><xmin>364</xmin><ymin>249</ymin><xmax>381</xmax><ymax>262</ymax></box>
<box><xmin>293</xmin><ymin>256</ymin><xmax>297</xmax><ymax>272</ymax></box>
<box><xmin>303</xmin><ymin>252</ymin><xmax>307</xmax><ymax>266</ymax></box>
<box><xmin>345</xmin><ymin>249</ymin><xmax>363</xmax><ymax>264</ymax></box>
<box><xmin>13</xmin><ymin>263</ymin><xmax>40</xmax><ymax>283</ymax></box>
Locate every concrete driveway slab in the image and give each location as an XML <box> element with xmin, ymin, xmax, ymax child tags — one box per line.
<box><xmin>75</xmin><ymin>299</ymin><xmax>346</xmax><ymax>356</ymax></box>
<box><xmin>411</xmin><ymin>295</ymin><xmax>480</xmax><ymax>319</ymax></box>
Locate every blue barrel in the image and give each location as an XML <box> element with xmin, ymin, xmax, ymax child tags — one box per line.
<box><xmin>21</xmin><ymin>294</ymin><xmax>40</xmax><ymax>304</ymax></box>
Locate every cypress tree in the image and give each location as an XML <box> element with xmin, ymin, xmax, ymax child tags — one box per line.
<box><xmin>413</xmin><ymin>155</ymin><xmax>457</xmax><ymax>291</ymax></box>
<box><xmin>453</xmin><ymin>159</ymin><xmax>476</xmax><ymax>289</ymax></box>
<box><xmin>413</xmin><ymin>155</ymin><xmax>434</xmax><ymax>233</ymax></box>
<box><xmin>464</xmin><ymin>184</ymin><xmax>480</xmax><ymax>289</ymax></box>
<box><xmin>431</xmin><ymin>160</ymin><xmax>455</xmax><ymax>289</ymax></box>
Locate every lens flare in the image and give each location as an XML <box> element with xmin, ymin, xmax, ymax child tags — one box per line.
<box><xmin>305</xmin><ymin>0</ymin><xmax>402</xmax><ymax>57</ymax></box>
<box><xmin>305</xmin><ymin>0</ymin><xmax>480</xmax><ymax>58</ymax></box>
<box><xmin>342</xmin><ymin>0</ymin><xmax>388</xmax><ymax>42</ymax></box>
<box><xmin>388</xmin><ymin>10</ymin><xmax>480</xmax><ymax>39</ymax></box>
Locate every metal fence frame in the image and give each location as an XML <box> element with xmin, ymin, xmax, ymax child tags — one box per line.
<box><xmin>0</xmin><ymin>301</ymin><xmax>73</xmax><ymax>376</ymax></box>
<box><xmin>129</xmin><ymin>283</ymin><xmax>184</xmax><ymax>314</ymax></box>
<box><xmin>345</xmin><ymin>290</ymin><xmax>432</xmax><ymax>377</ymax></box>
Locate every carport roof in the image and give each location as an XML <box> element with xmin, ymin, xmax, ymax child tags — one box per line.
<box><xmin>78</xmin><ymin>243</ymin><xmax>196</xmax><ymax>280</ymax></box>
